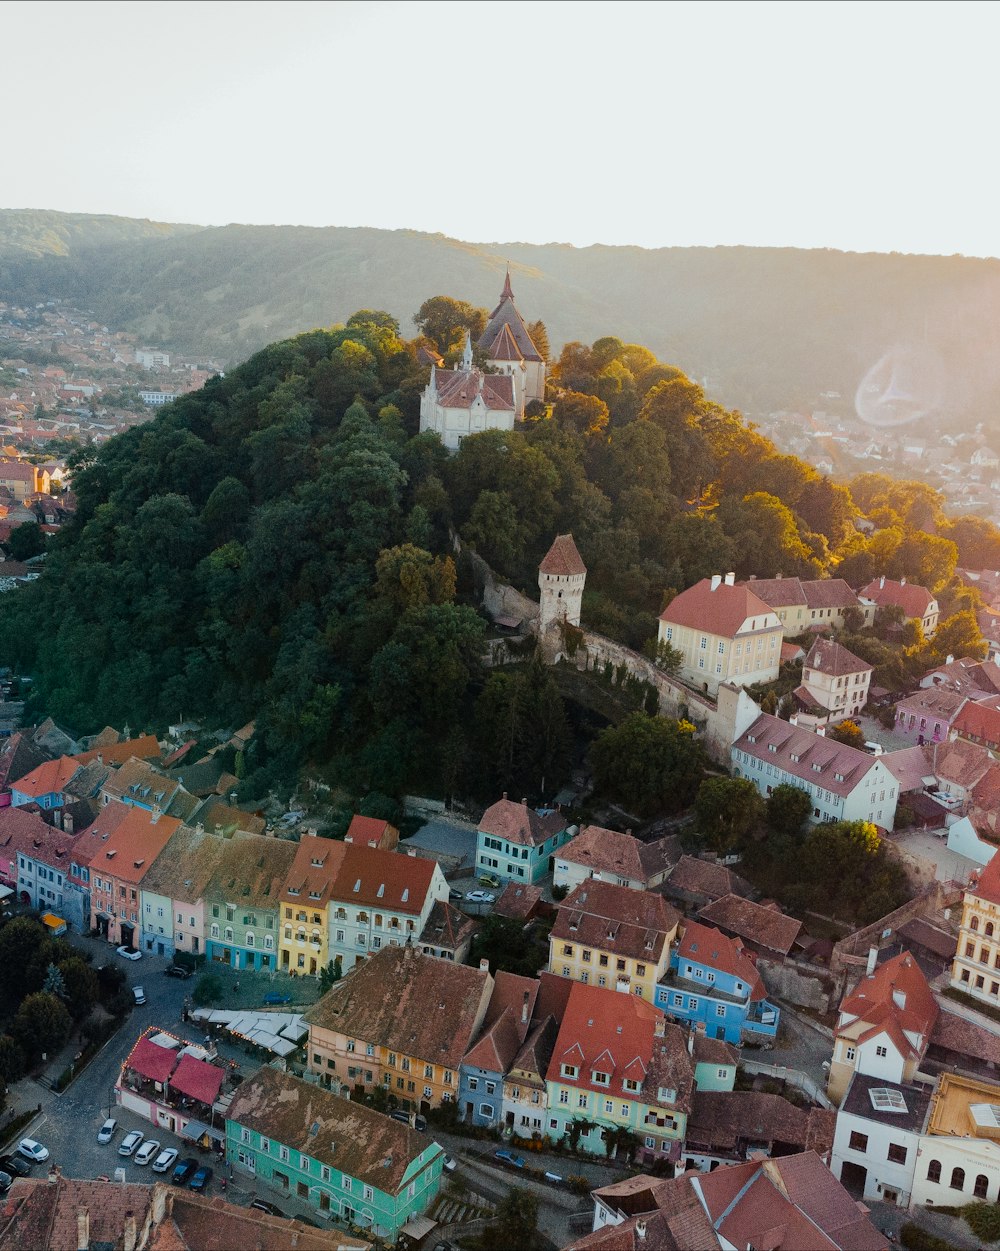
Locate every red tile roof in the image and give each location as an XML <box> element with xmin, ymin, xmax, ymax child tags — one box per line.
<box><xmin>344</xmin><ymin>813</ymin><xmax>398</xmax><ymax>847</ymax></box>
<box><xmin>78</xmin><ymin>805</ymin><xmax>181</xmax><ymax>885</ymax></box>
<box><xmin>73</xmin><ymin>734</ymin><xmax>161</xmax><ymax>768</ymax></box>
<box><xmin>804</xmin><ymin>636</ymin><xmax>872</xmax><ymax>677</ymax></box>
<box><xmin>554</xmin><ymin>879</ymin><xmax>680</xmax><ymax>962</ymax></box>
<box><xmin>735</xmin><ymin>713</ymin><xmax>879</xmax><ymax>798</ymax></box>
<box><xmin>952</xmin><ymin>697</ymin><xmax>1000</xmax><ymax>746</ymax></box>
<box><xmin>279</xmin><ymin>833</ymin><xmax>346</xmax><ymax>908</ymax></box>
<box><xmin>802</xmin><ymin>578</ymin><xmax>862</xmax><ymax>611</ymax></box>
<box><xmin>969</xmin><ymin>853</ymin><xmax>1000</xmax><ymax>906</ymax></box>
<box><xmin>125</xmin><ymin>1033</ymin><xmax>179</xmax><ymax>1084</ymax></box>
<box><xmin>860</xmin><ymin>576</ymin><xmax>935</xmax><ymax>619</ymax></box>
<box><xmin>434</xmin><ymin>367</ymin><xmax>514</xmax><ymax>411</ymax></box>
<box><xmin>697</xmin><ymin>893</ymin><xmax>801</xmax><ymax>957</ymax></box>
<box><xmin>333</xmin><ymin>842</ymin><xmax>438</xmax><ymax>914</ymax></box>
<box><xmin>478</xmin><ymin>273</ymin><xmax>543</xmax><ymax>363</ymax></box>
<box><xmin>11</xmin><ymin>755</ymin><xmax>80</xmax><ymax>799</ymax></box>
<box><xmin>748</xmin><ymin>577</ymin><xmax>806</xmax><ymax>608</ymax></box>
<box><xmin>676</xmin><ymin>921</ymin><xmax>764</xmax><ymax>999</ymax></box>
<box><xmin>539</xmin><ymin>532</ymin><xmax>586</xmax><ymax>576</ymax></box>
<box><xmin>659</xmin><ymin>579</ymin><xmax>779</xmax><ymax>639</ymax></box>
<box><xmin>558</xmin><ymin>825</ymin><xmax>676</xmax><ymax>884</ymax></box>
<box><xmin>837</xmin><ymin>951</ymin><xmax>938</xmax><ymax>1060</ymax></box>
<box><xmin>478</xmin><ymin>797</ymin><xmax>567</xmax><ymax>847</ymax></box>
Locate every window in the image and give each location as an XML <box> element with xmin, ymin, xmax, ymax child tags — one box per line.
<box><xmin>950</xmin><ymin>1167</ymin><xmax>965</xmax><ymax>1191</ymax></box>
<box><xmin>321</xmin><ymin>1164</ymin><xmax>330</xmax><ymax>1182</ymax></box>
<box><xmin>875</xmin><ymin>1045</ymin><xmax>888</xmax><ymax>1058</ymax></box>
<box><xmin>363</xmin><ymin>1184</ymin><xmax>374</xmax><ymax>1201</ymax></box>
<box><xmin>468</xmin><ymin>1077</ymin><xmax>478</xmax><ymax>1091</ymax></box>
<box><xmin>479</xmin><ymin>1104</ymin><xmax>495</xmax><ymax>1120</ymax></box>
<box><xmin>845</xmin><ymin>1046</ymin><xmax>856</xmax><ymax>1062</ymax></box>
<box><xmin>926</xmin><ymin>1159</ymin><xmax>941</xmax><ymax>1184</ymax></box>
<box><xmin>887</xmin><ymin>1143</ymin><xmax>907</xmax><ymax>1165</ymax></box>
<box><xmin>869</xmin><ymin>1088</ymin><xmax>907</xmax><ymax>1113</ymax></box>
<box><xmin>975</xmin><ymin>1174</ymin><xmax>989</xmax><ymax>1200</ymax></box>
<box><xmin>261</xmin><ymin>1137</ymin><xmax>270</xmax><ymax>1154</ymax></box>
<box><xmin>279</xmin><ymin>1146</ymin><xmax>289</xmax><ymax>1162</ymax></box>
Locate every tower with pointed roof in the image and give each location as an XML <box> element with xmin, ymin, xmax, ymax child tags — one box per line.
<box><xmin>477</xmin><ymin>268</ymin><xmax>546</xmax><ymax>417</ymax></box>
<box><xmin>539</xmin><ymin>534</ymin><xmax>586</xmax><ymax>634</ymax></box>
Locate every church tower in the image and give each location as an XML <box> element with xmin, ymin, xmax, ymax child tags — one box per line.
<box><xmin>538</xmin><ymin>534</ymin><xmax>586</xmax><ymax>634</ymax></box>
<box><xmin>478</xmin><ymin>269</ymin><xmax>546</xmax><ymax>417</ymax></box>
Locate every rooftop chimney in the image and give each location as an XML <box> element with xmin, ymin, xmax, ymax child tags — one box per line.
<box><xmin>710</xmin><ymin>574</ymin><xmax>722</xmax><ymax>592</ymax></box>
<box><xmin>636</xmin><ymin>1218</ymin><xmax>647</xmax><ymax>1240</ymax></box>
<box><xmin>866</xmin><ymin>945</ymin><xmax>878</xmax><ymax>976</ymax></box>
<box><xmin>77</xmin><ymin>1209</ymin><xmax>89</xmax><ymax>1251</ymax></box>
<box><xmin>521</xmin><ymin>797</ymin><xmax>528</xmax><ymax>806</ymax></box>
<box><xmin>480</xmin><ymin>958</ymin><xmax>490</xmax><ymax>972</ymax></box>
<box><xmin>654</xmin><ymin>1015</ymin><xmax>665</xmax><ymax>1038</ymax></box>
<box><xmin>724</xmin><ymin>572</ymin><xmax>735</xmax><ymax>586</ymax></box>
<box><xmin>150</xmin><ymin>804</ymin><xmax>161</xmax><ymax>824</ymax></box>
<box><xmin>900</xmin><ymin>577</ymin><xmax>907</xmax><ymax>586</ymax></box>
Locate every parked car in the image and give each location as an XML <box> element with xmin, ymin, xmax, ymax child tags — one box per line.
<box><xmin>18</xmin><ymin>1139</ymin><xmax>49</xmax><ymax>1164</ymax></box>
<box><xmin>189</xmin><ymin>1165</ymin><xmax>213</xmax><ymax>1192</ymax></box>
<box><xmin>443</xmin><ymin>1154</ymin><xmax>457</xmax><ymax>1172</ymax></box>
<box><xmin>119</xmin><ymin>1130</ymin><xmax>144</xmax><ymax>1157</ymax></box>
<box><xmin>448</xmin><ymin>888</ymin><xmax>464</xmax><ymax>902</ymax></box>
<box><xmin>116</xmin><ymin>946</ymin><xmax>142</xmax><ymax>961</ymax></box>
<box><xmin>0</xmin><ymin>1170</ymin><xmax>11</xmax><ymax>1192</ymax></box>
<box><xmin>151</xmin><ymin>1148</ymin><xmax>178</xmax><ymax>1174</ymax></box>
<box><xmin>390</xmin><ymin>1110</ymin><xmax>411</xmax><ymax>1126</ymax></box>
<box><xmin>466</xmin><ymin>890</ymin><xmax>496</xmax><ymax>905</ymax></box>
<box><xmin>262</xmin><ymin>991</ymin><xmax>291</xmax><ymax>1005</ymax></box>
<box><xmin>172</xmin><ymin>1157</ymin><xmax>198</xmax><ymax>1185</ymax></box>
<box><xmin>413</xmin><ymin>1115</ymin><xmax>427</xmax><ymax>1132</ymax></box>
<box><xmin>133</xmin><ymin>1140</ymin><xmax>160</xmax><ymax>1167</ymax></box>
<box><xmin>478</xmin><ymin>872</ymin><xmax>501</xmax><ymax>887</ymax></box>
<box><xmin>132</xmin><ymin>986</ymin><xmax>146</xmax><ymax>1006</ymax></box>
<box><xmin>494</xmin><ymin>1149</ymin><xmax>525</xmax><ymax>1168</ymax></box>
<box><xmin>164</xmin><ymin>965</ymin><xmax>193</xmax><ymax>979</ymax></box>
<box><xmin>279</xmin><ymin>811</ymin><xmax>304</xmax><ymax>827</ymax></box>
<box><xmin>97</xmin><ymin>1118</ymin><xmax>118</xmax><ymax>1145</ymax></box>
<box><xmin>0</xmin><ymin>1156</ymin><xmax>31</xmax><ymax>1178</ymax></box>
<box><xmin>250</xmin><ymin>1199</ymin><xmax>286</xmax><ymax>1217</ymax></box>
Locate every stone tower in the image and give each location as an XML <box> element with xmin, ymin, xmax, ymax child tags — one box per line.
<box><xmin>538</xmin><ymin>534</ymin><xmax>586</xmax><ymax>634</ymax></box>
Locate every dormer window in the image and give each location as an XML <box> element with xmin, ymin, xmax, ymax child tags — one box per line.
<box><xmin>561</xmin><ymin>1064</ymin><xmax>578</xmax><ymax>1079</ymax></box>
<box><xmin>377</xmin><ymin>884</ymin><xmax>385</xmax><ymax>898</ymax></box>
<box><xmin>353</xmin><ymin>880</ymin><xmax>361</xmax><ymax>893</ymax></box>
<box><xmin>401</xmin><ymin>888</ymin><xmax>409</xmax><ymax>903</ymax></box>
<box><xmin>812</xmin><ymin>763</ymin><xmax>822</xmax><ymax>772</ymax></box>
<box><xmin>592</xmin><ymin>1071</ymin><xmax>610</xmax><ymax>1086</ymax></box>
<box><xmin>834</xmin><ymin>772</ymin><xmax>845</xmax><ymax>782</ymax></box>
<box><xmin>768</xmin><ymin>744</ymin><xmax>777</xmax><ymax>753</ymax></box>
<box><xmin>658</xmin><ymin>1086</ymin><xmax>676</xmax><ymax>1103</ymax></box>
<box><xmin>790</xmin><ymin>753</ymin><xmax>800</xmax><ymax>763</ymax></box>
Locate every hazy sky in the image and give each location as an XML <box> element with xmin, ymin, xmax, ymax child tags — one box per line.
<box><xmin>6</xmin><ymin>0</ymin><xmax>999</xmax><ymax>257</ymax></box>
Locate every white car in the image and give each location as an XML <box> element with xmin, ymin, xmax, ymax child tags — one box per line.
<box><xmin>17</xmin><ymin>1138</ymin><xmax>49</xmax><ymax>1163</ymax></box>
<box><xmin>97</xmin><ymin>1118</ymin><xmax>117</xmax><ymax>1145</ymax></box>
<box><xmin>465</xmin><ymin>890</ymin><xmax>496</xmax><ymax>905</ymax></box>
<box><xmin>151</xmin><ymin>1147</ymin><xmax>178</xmax><ymax>1174</ymax></box>
<box><xmin>133</xmin><ymin>1139</ymin><xmax>160</xmax><ymax>1167</ymax></box>
<box><xmin>132</xmin><ymin>986</ymin><xmax>146</xmax><ymax>1005</ymax></box>
<box><xmin>119</xmin><ymin>1130</ymin><xmax>144</xmax><ymax>1157</ymax></box>
<box><xmin>117</xmin><ymin>945</ymin><xmax>142</xmax><ymax>961</ymax></box>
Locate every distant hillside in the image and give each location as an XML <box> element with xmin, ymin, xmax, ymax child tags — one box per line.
<box><xmin>1</xmin><ymin>209</ymin><xmax>999</xmax><ymax>423</ymax></box>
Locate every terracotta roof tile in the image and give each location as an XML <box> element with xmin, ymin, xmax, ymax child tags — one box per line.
<box><xmin>803</xmin><ymin>636</ymin><xmax>872</xmax><ymax>677</ymax></box>
<box><xmin>660</xmin><ymin>580</ymin><xmax>780</xmax><ymax>639</ymax></box>
<box><xmin>676</xmin><ymin>921</ymin><xmax>764</xmax><ymax>999</ymax></box>
<box><xmin>697</xmin><ymin>893</ymin><xmax>801</xmax><ymax>957</ymax></box>
<box><xmin>665</xmin><ymin>856</ymin><xmax>751</xmax><ymax>902</ymax></box>
<box><xmin>332</xmin><ymin>843</ymin><xmax>439</xmax><ymax>914</ymax></box>
<box><xmin>478</xmin><ymin>797</ymin><xmax>567</xmax><ymax>847</ymax></box>
<box><xmin>434</xmin><ymin>367</ymin><xmax>514</xmax><ymax>412</ymax></box>
<box><xmin>734</xmin><ymin>713</ymin><xmax>880</xmax><ymax>799</ymax></box>
<box><xmin>553</xmin><ymin>880</ymin><xmax>680</xmax><ymax>963</ymax></box>
<box><xmin>687</xmin><ymin>1091</ymin><xmax>835</xmax><ymax>1155</ymax></box>
<box><xmin>558</xmin><ymin>825</ymin><xmax>677</xmax><ymax>884</ymax></box>
<box><xmin>860</xmin><ymin>576</ymin><xmax>936</xmax><ymax>619</ymax></box>
<box><xmin>801</xmin><ymin>579</ymin><xmax>862</xmax><ymax>610</ymax></box>
<box><xmin>539</xmin><ymin>533</ymin><xmax>586</xmax><ymax>576</ymax></box>
<box><xmin>837</xmin><ymin>950</ymin><xmax>938</xmax><ymax>1054</ymax></box>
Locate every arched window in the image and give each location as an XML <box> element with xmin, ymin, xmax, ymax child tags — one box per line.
<box><xmin>926</xmin><ymin>1159</ymin><xmax>941</xmax><ymax>1183</ymax></box>
<box><xmin>296</xmin><ymin>929</ymin><xmax>305</xmax><ymax>943</ymax></box>
<box><xmin>951</xmin><ymin>1167</ymin><xmax>965</xmax><ymax>1191</ymax></box>
<box><xmin>971</xmin><ymin>916</ymin><xmax>980</xmax><ymax>931</ymax></box>
<box><xmin>975</xmin><ymin>1174</ymin><xmax>989</xmax><ymax>1199</ymax></box>
<box><xmin>987</xmin><ymin>923</ymin><xmax>995</xmax><ymax>938</ymax></box>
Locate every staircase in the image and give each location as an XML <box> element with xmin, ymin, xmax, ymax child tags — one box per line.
<box><xmin>429</xmin><ymin>1188</ymin><xmax>496</xmax><ymax>1226</ymax></box>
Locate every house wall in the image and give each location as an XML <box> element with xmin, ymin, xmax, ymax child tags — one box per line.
<box><xmin>278</xmin><ymin>898</ymin><xmax>329</xmax><ymax>977</ymax></box>
<box><xmin>140</xmin><ymin>889</ymin><xmax>175</xmax><ymax>956</ymax></box>
<box><xmin>476</xmin><ymin>826</ymin><xmax>571</xmax><ymax>886</ymax></box>
<box><xmin>502</xmin><ymin>1073</ymin><xmax>547</xmax><ymax>1136</ymax></box>
<box><xmin>549</xmin><ymin>933</ymin><xmax>671</xmax><ymax>1001</ymax></box>
<box><xmin>831</xmin><ymin>1111</ymin><xmax>919</xmax><ymax>1205</ymax></box>
<box><xmin>950</xmin><ymin>889</ymin><xmax>1000</xmax><ymax>1008</ymax></box>
<box><xmin>170</xmin><ymin>898</ymin><xmax>206</xmax><ymax>958</ymax></box>
<box><xmin>946</xmin><ymin>817</ymin><xmax>995</xmax><ymax>866</ymax></box>
<box><xmin>459</xmin><ymin>1063</ymin><xmax>504</xmax><ymax>1128</ymax></box>
<box><xmin>209</xmin><ymin>899</ymin><xmax>279</xmax><ymax>971</ymax></box>
<box><xmin>545</xmin><ymin>1080</ymin><xmax>686</xmax><ymax>1164</ymax></box>
<box><xmin>912</xmin><ymin>1135</ymin><xmax>1000</xmax><ymax>1207</ymax></box>
<box><xmin>306</xmin><ymin>1023</ymin><xmax>461</xmax><ymax>1111</ymax></box>
<box><xmin>656</xmin><ymin>619</ymin><xmax>781</xmax><ymax>698</ymax></box>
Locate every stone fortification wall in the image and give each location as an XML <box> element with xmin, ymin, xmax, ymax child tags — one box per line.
<box><xmin>830</xmin><ymin>881</ymin><xmax>960</xmax><ymax>974</ymax></box>
<box><xmin>758</xmin><ymin>956</ymin><xmax>842</xmax><ymax>1014</ymax></box>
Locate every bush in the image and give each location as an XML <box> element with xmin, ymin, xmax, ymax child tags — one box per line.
<box><xmin>192</xmin><ymin>973</ymin><xmax>224</xmax><ymax>1006</ymax></box>
<box><xmin>963</xmin><ymin>1202</ymin><xmax>1000</xmax><ymax>1242</ymax></box>
<box><xmin>899</xmin><ymin>1223</ymin><xmax>960</xmax><ymax>1251</ymax></box>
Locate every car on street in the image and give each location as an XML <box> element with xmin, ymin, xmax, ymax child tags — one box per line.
<box><xmin>443</xmin><ymin>1154</ymin><xmax>457</xmax><ymax>1172</ymax></box>
<box><xmin>164</xmin><ymin>965</ymin><xmax>193</xmax><ymax>979</ymax></box>
<box><xmin>189</xmin><ymin>1165</ymin><xmax>213</xmax><ymax>1192</ymax></box>
<box><xmin>389</xmin><ymin>1110</ymin><xmax>411</xmax><ymax>1126</ymax></box>
<box><xmin>250</xmin><ymin>1199</ymin><xmax>286</xmax><ymax>1217</ymax></box>
<box><xmin>172</xmin><ymin>1157</ymin><xmax>198</xmax><ymax>1185</ymax></box>
<box><xmin>97</xmin><ymin>1118</ymin><xmax>118</xmax><ymax>1145</ymax></box>
<box><xmin>117</xmin><ymin>945</ymin><xmax>142</xmax><ymax>961</ymax></box>
<box><xmin>151</xmin><ymin>1148</ymin><xmax>178</xmax><ymax>1174</ymax></box>
<box><xmin>448</xmin><ymin>888</ymin><xmax>464</xmax><ymax>901</ymax></box>
<box><xmin>465</xmin><ymin>890</ymin><xmax>496</xmax><ymax>904</ymax></box>
<box><xmin>134</xmin><ymin>1140</ymin><xmax>161</xmax><ymax>1166</ymax></box>
<box><xmin>0</xmin><ymin>1156</ymin><xmax>30</xmax><ymax>1178</ymax></box>
<box><xmin>0</xmin><ymin>1170</ymin><xmax>11</xmax><ymax>1193</ymax></box>
<box><xmin>132</xmin><ymin>986</ymin><xmax>146</xmax><ymax>1005</ymax></box>
<box><xmin>478</xmin><ymin>872</ymin><xmax>501</xmax><ymax>887</ymax></box>
<box><xmin>494</xmin><ymin>1149</ymin><xmax>525</xmax><ymax>1168</ymax></box>
<box><xmin>18</xmin><ymin>1139</ymin><xmax>49</xmax><ymax>1164</ymax></box>
<box><xmin>262</xmin><ymin>991</ymin><xmax>291</xmax><ymax>1005</ymax></box>
<box><xmin>119</xmin><ymin>1130</ymin><xmax>144</xmax><ymax>1157</ymax></box>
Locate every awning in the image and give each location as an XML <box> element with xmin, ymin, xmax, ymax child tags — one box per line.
<box><xmin>180</xmin><ymin>1119</ymin><xmax>224</xmax><ymax>1144</ymax></box>
<box><xmin>126</xmin><ymin>1035</ymin><xmax>179</xmax><ymax>1084</ymax></box>
<box><xmin>171</xmin><ymin>1053</ymin><xmax>224</xmax><ymax>1105</ymax></box>
<box><xmin>271</xmin><ymin>1037</ymin><xmax>298</xmax><ymax>1057</ymax></box>
<box><xmin>399</xmin><ymin>1214</ymin><xmax>437</xmax><ymax>1240</ymax></box>
<box><xmin>0</xmin><ymin>885</ymin><xmax>13</xmax><ymax>901</ymax></box>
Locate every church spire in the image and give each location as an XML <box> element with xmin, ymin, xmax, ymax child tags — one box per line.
<box><xmin>500</xmin><ymin>266</ymin><xmax>514</xmax><ymax>302</ymax></box>
<box><xmin>461</xmin><ymin>330</ymin><xmax>473</xmax><ymax>371</ymax></box>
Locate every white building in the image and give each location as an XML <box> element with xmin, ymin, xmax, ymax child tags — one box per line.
<box><xmin>794</xmin><ymin>636</ymin><xmax>873</xmax><ymax>728</ymax></box>
<box><xmin>538</xmin><ymin>533</ymin><xmax>586</xmax><ymax>633</ymax></box>
<box><xmin>831</xmin><ymin>1072</ymin><xmax>930</xmax><ymax>1206</ymax></box>
<box><xmin>418</xmin><ymin>336</ymin><xmax>516</xmax><ymax>451</ymax></box>
<box><xmin>477</xmin><ymin>270</ymin><xmax>546</xmax><ymax>415</ymax></box>
<box><xmin>732</xmin><ymin>713</ymin><xmax>900</xmax><ymax>828</ymax></box>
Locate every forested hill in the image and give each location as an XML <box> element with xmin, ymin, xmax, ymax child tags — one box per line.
<box><xmin>1</xmin><ymin>310</ymin><xmax>997</xmax><ymax>805</ymax></box>
<box><xmin>2</xmin><ymin>209</ymin><xmax>999</xmax><ymax>423</ymax></box>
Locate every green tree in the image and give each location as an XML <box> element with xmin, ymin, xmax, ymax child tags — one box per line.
<box><xmin>694</xmin><ymin>776</ymin><xmax>764</xmax><ymax>853</ymax></box>
<box><xmin>765</xmin><ymin>784</ymin><xmax>812</xmax><ymax>839</ymax></box>
<box><xmin>42</xmin><ymin>963</ymin><xmax>67</xmax><ymax>999</ymax></box>
<box><xmin>590</xmin><ymin>714</ymin><xmax>704</xmax><ymax>817</ymax></box>
<box><xmin>469</xmin><ymin>915</ymin><xmax>541</xmax><ymax>979</ymax></box>
<box><xmin>192</xmin><ymin>973</ymin><xmax>224</xmax><ymax>1006</ymax></box>
<box><xmin>414</xmin><ymin>296</ymin><xmax>488</xmax><ymax>355</ymax></box>
<box><xmin>0</xmin><ymin>1035</ymin><xmax>24</xmax><ymax>1086</ymax></box>
<box><xmin>929</xmin><ymin>610</ymin><xmax>986</xmax><ymax>662</ymax></box>
<box><xmin>13</xmin><ymin>991</ymin><xmax>72</xmax><ymax>1064</ymax></box>
<box><xmin>59</xmin><ymin>957</ymin><xmax>100</xmax><ymax>1021</ymax></box>
<box><xmin>6</xmin><ymin>522</ymin><xmax>45</xmax><ymax>561</ymax></box>
<box><xmin>553</xmin><ymin>390</ymin><xmax>609</xmax><ymax>437</ymax></box>
<box><xmin>0</xmin><ymin>917</ymin><xmax>48</xmax><ymax>1001</ymax></box>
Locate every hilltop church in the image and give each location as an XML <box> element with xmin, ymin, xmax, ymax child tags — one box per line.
<box><xmin>418</xmin><ymin>271</ymin><xmax>546</xmax><ymax>450</ymax></box>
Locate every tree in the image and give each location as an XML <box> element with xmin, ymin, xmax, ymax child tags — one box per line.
<box><xmin>0</xmin><ymin>1035</ymin><xmax>24</xmax><ymax>1086</ymax></box>
<box><xmin>59</xmin><ymin>957</ymin><xmax>99</xmax><ymax>1020</ymax></box>
<box><xmin>766</xmin><ymin>784</ymin><xmax>812</xmax><ymax>839</ymax></box>
<box><xmin>192</xmin><ymin>973</ymin><xmax>224</xmax><ymax>1006</ymax></box>
<box><xmin>526</xmin><ymin>319</ymin><xmax>551</xmax><ymax>363</ymax></box>
<box><xmin>469</xmin><ymin>915</ymin><xmax>541</xmax><ymax>978</ymax></box>
<box><xmin>694</xmin><ymin>777</ymin><xmax>764</xmax><ymax>853</ymax></box>
<box><xmin>553</xmin><ymin>390</ymin><xmax>609</xmax><ymax>437</ymax></box>
<box><xmin>414</xmin><ymin>296</ymin><xmax>488</xmax><ymax>355</ymax></box>
<box><xmin>13</xmin><ymin>991</ymin><xmax>72</xmax><ymax>1064</ymax></box>
<box><xmin>590</xmin><ymin>714</ymin><xmax>704</xmax><ymax>818</ymax></box>
<box><xmin>0</xmin><ymin>917</ymin><xmax>48</xmax><ymax>1002</ymax></box>
<box><xmin>828</xmin><ymin>719</ymin><xmax>865</xmax><ymax>749</ymax></box>
<box><xmin>929</xmin><ymin>610</ymin><xmax>987</xmax><ymax>662</ymax></box>
<box><xmin>7</xmin><ymin>522</ymin><xmax>45</xmax><ymax>561</ymax></box>
<box><xmin>42</xmin><ymin>963</ymin><xmax>67</xmax><ymax>999</ymax></box>
<box><xmin>653</xmin><ymin>639</ymin><xmax>683</xmax><ymax>674</ymax></box>
<box><xmin>484</xmin><ymin>1187</ymin><xmax>539</xmax><ymax>1251</ymax></box>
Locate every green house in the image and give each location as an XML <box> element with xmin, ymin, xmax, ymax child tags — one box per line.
<box><xmin>226</xmin><ymin>1067</ymin><xmax>443</xmax><ymax>1240</ymax></box>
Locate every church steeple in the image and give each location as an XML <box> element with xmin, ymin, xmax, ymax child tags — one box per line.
<box><xmin>500</xmin><ymin>266</ymin><xmax>514</xmax><ymax>302</ymax></box>
<box><xmin>461</xmin><ymin>330</ymin><xmax>473</xmax><ymax>371</ymax></box>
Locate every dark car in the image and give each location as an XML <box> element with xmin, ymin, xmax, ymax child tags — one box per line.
<box><xmin>0</xmin><ymin>1171</ymin><xmax>11</xmax><ymax>1193</ymax></box>
<box><xmin>189</xmin><ymin>1165</ymin><xmax>213</xmax><ymax>1192</ymax></box>
<box><xmin>164</xmin><ymin>965</ymin><xmax>193</xmax><ymax>979</ymax></box>
<box><xmin>0</xmin><ymin>1156</ymin><xmax>31</xmax><ymax>1178</ymax></box>
<box><xmin>250</xmin><ymin>1199</ymin><xmax>286</xmax><ymax>1217</ymax></box>
<box><xmin>172</xmin><ymin>1157</ymin><xmax>198</xmax><ymax>1186</ymax></box>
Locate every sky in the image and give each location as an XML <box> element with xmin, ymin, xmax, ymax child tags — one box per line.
<box><xmin>5</xmin><ymin>0</ymin><xmax>1000</xmax><ymax>257</ymax></box>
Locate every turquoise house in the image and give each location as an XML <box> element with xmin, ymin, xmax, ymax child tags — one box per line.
<box><xmin>226</xmin><ymin>1067</ymin><xmax>444</xmax><ymax>1240</ymax></box>
<box><xmin>476</xmin><ymin>796</ymin><xmax>572</xmax><ymax>886</ymax></box>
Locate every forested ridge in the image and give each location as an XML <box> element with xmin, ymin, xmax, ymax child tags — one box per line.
<box><xmin>2</xmin><ymin>305</ymin><xmax>997</xmax><ymax>804</ymax></box>
<box><xmin>3</xmin><ymin>208</ymin><xmax>1000</xmax><ymax>423</ymax></box>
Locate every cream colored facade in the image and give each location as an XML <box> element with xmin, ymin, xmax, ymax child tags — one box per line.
<box><xmin>801</xmin><ymin>660</ymin><xmax>871</xmax><ymax>720</ymax></box>
<box><xmin>658</xmin><ymin>617</ymin><xmax>782</xmax><ymax>697</ymax></box>
<box><xmin>950</xmin><ymin>884</ymin><xmax>1000</xmax><ymax>1008</ymax></box>
<box><xmin>307</xmin><ymin>1021</ymin><xmax>462</xmax><ymax>1112</ymax></box>
<box><xmin>547</xmin><ymin>926</ymin><xmax>676</xmax><ymax>1002</ymax></box>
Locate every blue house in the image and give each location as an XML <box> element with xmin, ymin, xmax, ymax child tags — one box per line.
<box><xmin>476</xmin><ymin>796</ymin><xmax>572</xmax><ymax>886</ymax></box>
<box><xmin>654</xmin><ymin>920</ymin><xmax>779</xmax><ymax>1045</ymax></box>
<box><xmin>459</xmin><ymin>972</ymin><xmax>538</xmax><ymax>1129</ymax></box>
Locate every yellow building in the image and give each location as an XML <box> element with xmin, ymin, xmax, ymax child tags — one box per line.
<box><xmin>305</xmin><ymin>945</ymin><xmax>492</xmax><ymax>1114</ymax></box>
<box><xmin>657</xmin><ymin>575</ymin><xmax>782</xmax><ymax>697</ymax></box>
<box><xmin>950</xmin><ymin>855</ymin><xmax>1000</xmax><ymax>1008</ymax></box>
<box><xmin>547</xmin><ymin>880</ymin><xmax>679</xmax><ymax>1001</ymax></box>
<box><xmin>277</xmin><ymin>831</ymin><xmax>346</xmax><ymax>977</ymax></box>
